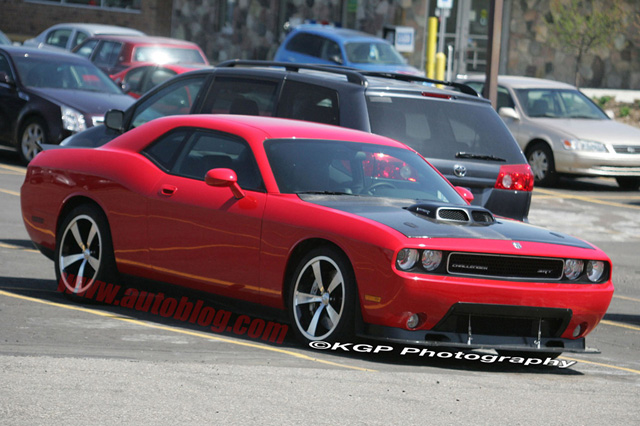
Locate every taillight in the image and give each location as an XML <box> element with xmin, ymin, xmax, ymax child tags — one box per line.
<box><xmin>495</xmin><ymin>164</ymin><xmax>534</xmax><ymax>191</ymax></box>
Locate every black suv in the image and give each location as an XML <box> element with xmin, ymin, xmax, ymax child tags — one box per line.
<box><xmin>61</xmin><ymin>60</ymin><xmax>533</xmax><ymax>220</ymax></box>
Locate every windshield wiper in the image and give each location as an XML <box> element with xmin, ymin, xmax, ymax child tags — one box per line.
<box><xmin>455</xmin><ymin>152</ymin><xmax>506</xmax><ymax>162</ymax></box>
<box><xmin>296</xmin><ymin>191</ymin><xmax>357</xmax><ymax>196</ymax></box>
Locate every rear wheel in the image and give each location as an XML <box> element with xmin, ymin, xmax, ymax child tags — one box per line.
<box><xmin>526</xmin><ymin>142</ymin><xmax>557</xmax><ymax>187</ymax></box>
<box><xmin>288</xmin><ymin>247</ymin><xmax>356</xmax><ymax>344</ymax></box>
<box><xmin>55</xmin><ymin>204</ymin><xmax>117</xmax><ymax>301</ymax></box>
<box><xmin>616</xmin><ymin>177</ymin><xmax>640</xmax><ymax>190</ymax></box>
<box><xmin>19</xmin><ymin>117</ymin><xmax>47</xmax><ymax>164</ymax></box>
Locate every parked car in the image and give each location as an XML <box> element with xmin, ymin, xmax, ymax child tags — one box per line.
<box><xmin>72</xmin><ymin>35</ymin><xmax>209</xmax><ymax>77</ymax></box>
<box><xmin>274</xmin><ymin>24</ymin><xmax>423</xmax><ymax>76</ymax></box>
<box><xmin>23</xmin><ymin>23</ymin><xmax>144</xmax><ymax>52</ymax></box>
<box><xmin>459</xmin><ymin>75</ymin><xmax>640</xmax><ymax>189</ymax></box>
<box><xmin>60</xmin><ymin>61</ymin><xmax>534</xmax><ymax>220</ymax></box>
<box><xmin>0</xmin><ymin>30</ymin><xmax>12</xmax><ymax>45</ymax></box>
<box><xmin>22</xmin><ymin>114</ymin><xmax>614</xmax><ymax>356</ymax></box>
<box><xmin>0</xmin><ymin>46</ymin><xmax>134</xmax><ymax>163</ymax></box>
<box><xmin>111</xmin><ymin>62</ymin><xmax>212</xmax><ymax>98</ymax></box>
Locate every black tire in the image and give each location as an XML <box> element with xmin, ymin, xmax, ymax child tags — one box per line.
<box><xmin>19</xmin><ymin>117</ymin><xmax>47</xmax><ymax>164</ymax></box>
<box><xmin>616</xmin><ymin>177</ymin><xmax>640</xmax><ymax>190</ymax></box>
<box><xmin>526</xmin><ymin>142</ymin><xmax>557</xmax><ymax>187</ymax></box>
<box><xmin>288</xmin><ymin>246</ymin><xmax>356</xmax><ymax>344</ymax></box>
<box><xmin>55</xmin><ymin>204</ymin><xmax>118</xmax><ymax>301</ymax></box>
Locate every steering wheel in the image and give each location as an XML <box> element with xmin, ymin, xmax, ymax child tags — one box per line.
<box><xmin>367</xmin><ymin>182</ymin><xmax>397</xmax><ymax>195</ymax></box>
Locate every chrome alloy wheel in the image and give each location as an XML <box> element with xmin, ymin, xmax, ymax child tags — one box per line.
<box><xmin>58</xmin><ymin>214</ymin><xmax>103</xmax><ymax>294</ymax></box>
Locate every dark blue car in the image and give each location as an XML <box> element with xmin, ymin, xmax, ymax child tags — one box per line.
<box><xmin>274</xmin><ymin>24</ymin><xmax>423</xmax><ymax>76</ymax></box>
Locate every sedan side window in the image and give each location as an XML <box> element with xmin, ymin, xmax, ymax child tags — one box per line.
<box><xmin>46</xmin><ymin>29</ymin><xmax>72</xmax><ymax>49</ymax></box>
<box><xmin>130</xmin><ymin>76</ymin><xmax>206</xmax><ymax>128</ymax></box>
<box><xmin>94</xmin><ymin>41</ymin><xmax>123</xmax><ymax>68</ymax></box>
<box><xmin>75</xmin><ymin>39</ymin><xmax>99</xmax><ymax>58</ymax></box>
<box><xmin>201</xmin><ymin>77</ymin><xmax>278</xmax><ymax>116</ymax></box>
<box><xmin>277</xmin><ymin>81</ymin><xmax>339</xmax><ymax>125</ymax></box>
<box><xmin>286</xmin><ymin>33</ymin><xmax>324</xmax><ymax>58</ymax></box>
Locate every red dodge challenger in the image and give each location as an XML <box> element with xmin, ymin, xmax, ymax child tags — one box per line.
<box><xmin>21</xmin><ymin>115</ymin><xmax>614</xmax><ymax>357</ymax></box>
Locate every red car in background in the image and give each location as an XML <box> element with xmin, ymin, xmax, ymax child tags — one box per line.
<box><xmin>111</xmin><ymin>63</ymin><xmax>212</xmax><ymax>98</ymax></box>
<box><xmin>21</xmin><ymin>115</ymin><xmax>613</xmax><ymax>357</ymax></box>
<box><xmin>72</xmin><ymin>35</ymin><xmax>209</xmax><ymax>77</ymax></box>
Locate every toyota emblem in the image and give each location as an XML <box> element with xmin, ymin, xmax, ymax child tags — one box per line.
<box><xmin>453</xmin><ymin>164</ymin><xmax>467</xmax><ymax>177</ymax></box>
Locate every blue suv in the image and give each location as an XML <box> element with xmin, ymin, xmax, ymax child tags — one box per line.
<box><xmin>274</xmin><ymin>24</ymin><xmax>423</xmax><ymax>76</ymax></box>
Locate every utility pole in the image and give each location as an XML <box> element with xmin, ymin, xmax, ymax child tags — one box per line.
<box><xmin>483</xmin><ymin>0</ymin><xmax>503</xmax><ymax>109</ymax></box>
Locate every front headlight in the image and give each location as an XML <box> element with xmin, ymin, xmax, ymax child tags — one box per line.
<box><xmin>61</xmin><ymin>105</ymin><xmax>87</xmax><ymax>133</ymax></box>
<box><xmin>396</xmin><ymin>249</ymin><xmax>418</xmax><ymax>271</ymax></box>
<box><xmin>562</xmin><ymin>139</ymin><xmax>607</xmax><ymax>152</ymax></box>
<box><xmin>421</xmin><ymin>250</ymin><xmax>443</xmax><ymax>271</ymax></box>
<box><xmin>564</xmin><ymin>259</ymin><xmax>584</xmax><ymax>280</ymax></box>
<box><xmin>586</xmin><ymin>260</ymin><xmax>605</xmax><ymax>282</ymax></box>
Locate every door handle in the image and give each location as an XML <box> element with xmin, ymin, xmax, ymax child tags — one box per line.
<box><xmin>159</xmin><ymin>184</ymin><xmax>177</xmax><ymax>196</ymax></box>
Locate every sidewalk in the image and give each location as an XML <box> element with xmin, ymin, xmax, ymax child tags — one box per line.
<box><xmin>581</xmin><ymin>88</ymin><xmax>640</xmax><ymax>103</ymax></box>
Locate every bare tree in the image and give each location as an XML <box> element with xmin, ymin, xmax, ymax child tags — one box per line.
<box><xmin>546</xmin><ymin>0</ymin><xmax>624</xmax><ymax>87</ymax></box>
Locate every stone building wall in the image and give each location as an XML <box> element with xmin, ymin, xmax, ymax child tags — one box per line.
<box><xmin>506</xmin><ymin>0</ymin><xmax>640</xmax><ymax>89</ymax></box>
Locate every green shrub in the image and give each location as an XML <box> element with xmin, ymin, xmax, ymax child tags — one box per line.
<box><xmin>619</xmin><ymin>105</ymin><xmax>630</xmax><ymax>117</ymax></box>
<box><xmin>595</xmin><ymin>96</ymin><xmax>613</xmax><ymax>107</ymax></box>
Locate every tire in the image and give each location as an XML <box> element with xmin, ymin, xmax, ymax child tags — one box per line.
<box><xmin>288</xmin><ymin>246</ymin><xmax>356</xmax><ymax>344</ymax></box>
<box><xmin>19</xmin><ymin>117</ymin><xmax>47</xmax><ymax>164</ymax></box>
<box><xmin>616</xmin><ymin>177</ymin><xmax>640</xmax><ymax>190</ymax></box>
<box><xmin>55</xmin><ymin>204</ymin><xmax>117</xmax><ymax>301</ymax></box>
<box><xmin>526</xmin><ymin>142</ymin><xmax>557</xmax><ymax>187</ymax></box>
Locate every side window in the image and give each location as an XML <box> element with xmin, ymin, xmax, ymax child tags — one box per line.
<box><xmin>277</xmin><ymin>81</ymin><xmax>339</xmax><ymax>125</ymax></box>
<box><xmin>75</xmin><ymin>39</ymin><xmax>99</xmax><ymax>58</ymax></box>
<box><xmin>123</xmin><ymin>66</ymin><xmax>149</xmax><ymax>93</ymax></box>
<box><xmin>497</xmin><ymin>87</ymin><xmax>515</xmax><ymax>110</ymax></box>
<box><xmin>46</xmin><ymin>29</ymin><xmax>72</xmax><ymax>49</ymax></box>
<box><xmin>143</xmin><ymin>129</ymin><xmax>190</xmax><ymax>170</ymax></box>
<box><xmin>321</xmin><ymin>39</ymin><xmax>342</xmax><ymax>64</ymax></box>
<box><xmin>72</xmin><ymin>31</ymin><xmax>89</xmax><ymax>49</ymax></box>
<box><xmin>201</xmin><ymin>77</ymin><xmax>278</xmax><ymax>116</ymax></box>
<box><xmin>141</xmin><ymin>67</ymin><xmax>178</xmax><ymax>93</ymax></box>
<box><xmin>130</xmin><ymin>76</ymin><xmax>206</xmax><ymax>128</ymax></box>
<box><xmin>93</xmin><ymin>41</ymin><xmax>122</xmax><ymax>68</ymax></box>
<box><xmin>0</xmin><ymin>54</ymin><xmax>13</xmax><ymax>78</ymax></box>
<box><xmin>286</xmin><ymin>33</ymin><xmax>324</xmax><ymax>58</ymax></box>
<box><xmin>172</xmin><ymin>130</ymin><xmax>263</xmax><ymax>190</ymax></box>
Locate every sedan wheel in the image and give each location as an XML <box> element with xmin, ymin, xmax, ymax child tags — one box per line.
<box><xmin>289</xmin><ymin>247</ymin><xmax>355</xmax><ymax>343</ymax></box>
<box><xmin>526</xmin><ymin>143</ymin><xmax>557</xmax><ymax>187</ymax></box>
<box><xmin>19</xmin><ymin>118</ymin><xmax>46</xmax><ymax>164</ymax></box>
<box><xmin>55</xmin><ymin>204</ymin><xmax>117</xmax><ymax>300</ymax></box>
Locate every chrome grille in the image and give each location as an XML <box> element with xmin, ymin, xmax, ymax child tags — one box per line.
<box><xmin>613</xmin><ymin>145</ymin><xmax>640</xmax><ymax>154</ymax></box>
<box><xmin>447</xmin><ymin>252</ymin><xmax>564</xmax><ymax>280</ymax></box>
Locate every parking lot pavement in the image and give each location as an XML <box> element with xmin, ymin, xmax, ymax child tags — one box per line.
<box><xmin>1</xmin><ymin>154</ymin><xmax>639</xmax><ymax>424</ymax></box>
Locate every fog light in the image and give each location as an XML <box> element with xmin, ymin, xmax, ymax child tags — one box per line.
<box><xmin>407</xmin><ymin>314</ymin><xmax>420</xmax><ymax>329</ymax></box>
<box><xmin>397</xmin><ymin>249</ymin><xmax>418</xmax><ymax>271</ymax></box>
<box><xmin>572</xmin><ymin>322</ymin><xmax>587</xmax><ymax>338</ymax></box>
<box><xmin>564</xmin><ymin>259</ymin><xmax>584</xmax><ymax>280</ymax></box>
<box><xmin>586</xmin><ymin>260</ymin><xmax>605</xmax><ymax>282</ymax></box>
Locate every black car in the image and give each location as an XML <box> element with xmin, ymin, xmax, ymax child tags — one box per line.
<box><xmin>61</xmin><ymin>61</ymin><xmax>533</xmax><ymax>220</ymax></box>
<box><xmin>0</xmin><ymin>46</ymin><xmax>134</xmax><ymax>163</ymax></box>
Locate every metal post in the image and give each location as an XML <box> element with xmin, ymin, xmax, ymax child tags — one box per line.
<box><xmin>483</xmin><ymin>0</ymin><xmax>504</xmax><ymax>109</ymax></box>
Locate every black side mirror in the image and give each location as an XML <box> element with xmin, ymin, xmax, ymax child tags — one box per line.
<box><xmin>104</xmin><ymin>109</ymin><xmax>125</xmax><ymax>132</ymax></box>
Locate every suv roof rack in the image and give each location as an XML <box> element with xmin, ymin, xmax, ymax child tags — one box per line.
<box><xmin>356</xmin><ymin>71</ymin><xmax>478</xmax><ymax>96</ymax></box>
<box><xmin>216</xmin><ymin>60</ymin><xmax>368</xmax><ymax>86</ymax></box>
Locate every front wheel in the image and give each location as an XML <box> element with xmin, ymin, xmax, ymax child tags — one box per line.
<box><xmin>526</xmin><ymin>142</ymin><xmax>557</xmax><ymax>187</ymax></box>
<box><xmin>19</xmin><ymin>117</ymin><xmax>47</xmax><ymax>164</ymax></box>
<box><xmin>55</xmin><ymin>204</ymin><xmax>117</xmax><ymax>301</ymax></box>
<box><xmin>288</xmin><ymin>247</ymin><xmax>356</xmax><ymax>344</ymax></box>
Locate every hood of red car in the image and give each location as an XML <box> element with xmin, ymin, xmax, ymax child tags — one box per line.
<box><xmin>300</xmin><ymin>195</ymin><xmax>592</xmax><ymax>249</ymax></box>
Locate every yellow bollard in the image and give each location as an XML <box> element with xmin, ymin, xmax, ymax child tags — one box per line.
<box><xmin>426</xmin><ymin>17</ymin><xmax>438</xmax><ymax>79</ymax></box>
<box><xmin>435</xmin><ymin>52</ymin><xmax>446</xmax><ymax>88</ymax></box>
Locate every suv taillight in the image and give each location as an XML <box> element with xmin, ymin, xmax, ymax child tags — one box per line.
<box><xmin>495</xmin><ymin>164</ymin><xmax>534</xmax><ymax>191</ymax></box>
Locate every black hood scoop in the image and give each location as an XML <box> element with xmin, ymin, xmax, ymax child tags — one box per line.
<box><xmin>406</xmin><ymin>202</ymin><xmax>495</xmax><ymax>224</ymax></box>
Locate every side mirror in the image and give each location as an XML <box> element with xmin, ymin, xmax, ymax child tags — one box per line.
<box><xmin>104</xmin><ymin>109</ymin><xmax>124</xmax><ymax>132</ymax></box>
<box><xmin>0</xmin><ymin>71</ymin><xmax>15</xmax><ymax>86</ymax></box>
<box><xmin>455</xmin><ymin>186</ymin><xmax>474</xmax><ymax>203</ymax></box>
<box><xmin>205</xmin><ymin>168</ymin><xmax>245</xmax><ymax>199</ymax></box>
<box><xmin>498</xmin><ymin>107</ymin><xmax>520</xmax><ymax>121</ymax></box>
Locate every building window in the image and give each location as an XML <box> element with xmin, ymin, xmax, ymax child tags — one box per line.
<box><xmin>27</xmin><ymin>0</ymin><xmax>141</xmax><ymax>11</ymax></box>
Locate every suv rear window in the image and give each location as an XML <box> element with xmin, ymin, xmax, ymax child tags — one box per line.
<box><xmin>366</xmin><ymin>95</ymin><xmax>523</xmax><ymax>162</ymax></box>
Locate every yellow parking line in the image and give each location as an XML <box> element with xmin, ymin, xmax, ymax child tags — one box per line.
<box><xmin>0</xmin><ymin>242</ymin><xmax>39</xmax><ymax>253</ymax></box>
<box><xmin>600</xmin><ymin>319</ymin><xmax>640</xmax><ymax>332</ymax></box>
<box><xmin>534</xmin><ymin>187</ymin><xmax>640</xmax><ymax>210</ymax></box>
<box><xmin>0</xmin><ymin>188</ymin><xmax>20</xmax><ymax>196</ymax></box>
<box><xmin>0</xmin><ymin>289</ymin><xmax>377</xmax><ymax>372</ymax></box>
<box><xmin>613</xmin><ymin>295</ymin><xmax>640</xmax><ymax>303</ymax></box>
<box><xmin>0</xmin><ymin>164</ymin><xmax>25</xmax><ymax>173</ymax></box>
<box><xmin>560</xmin><ymin>356</ymin><xmax>640</xmax><ymax>375</ymax></box>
